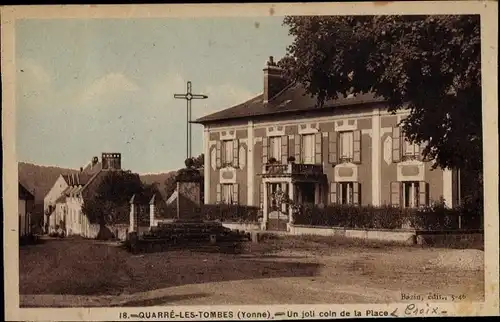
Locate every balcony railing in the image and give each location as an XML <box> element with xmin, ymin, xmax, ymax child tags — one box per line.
<box><xmin>262</xmin><ymin>162</ymin><xmax>324</xmax><ymax>177</ymax></box>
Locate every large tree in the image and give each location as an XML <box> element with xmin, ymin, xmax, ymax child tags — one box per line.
<box><xmin>280</xmin><ymin>15</ymin><xmax>481</xmax><ymax>174</ymax></box>
<box><xmin>82</xmin><ymin>170</ymin><xmax>145</xmax><ymax>226</ymax></box>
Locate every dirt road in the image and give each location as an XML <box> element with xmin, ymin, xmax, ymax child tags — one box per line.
<box><xmin>20</xmin><ymin>238</ymin><xmax>484</xmax><ymax>307</ymax></box>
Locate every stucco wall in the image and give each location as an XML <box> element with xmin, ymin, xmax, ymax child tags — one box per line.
<box><xmin>203</xmin><ymin>106</ymin><xmax>457</xmax><ymax>210</ymax></box>
<box><xmin>44</xmin><ymin>175</ymin><xmax>68</xmax><ymax>212</ymax></box>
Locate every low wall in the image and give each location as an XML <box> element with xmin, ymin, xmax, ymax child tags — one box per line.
<box><xmin>415</xmin><ymin>230</ymin><xmax>484</xmax><ymax>249</ymax></box>
<box><xmin>87</xmin><ymin>224</ymin><xmax>149</xmax><ymax>241</ymax></box>
<box><xmin>289</xmin><ymin>225</ymin><xmax>416</xmax><ymax>244</ymax></box>
<box><xmin>222</xmin><ymin>222</ymin><xmax>261</xmax><ymax>232</ymax></box>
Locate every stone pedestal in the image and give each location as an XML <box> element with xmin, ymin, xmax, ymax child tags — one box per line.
<box><xmin>176</xmin><ymin>168</ymin><xmax>203</xmax><ymax>220</ymax></box>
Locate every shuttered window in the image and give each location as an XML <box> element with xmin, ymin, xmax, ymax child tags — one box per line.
<box><xmin>219</xmin><ymin>184</ymin><xmax>236</xmax><ymax>205</ymax></box>
<box><xmin>221</xmin><ymin>140</ymin><xmax>234</xmax><ymax>166</ymax></box>
<box><xmin>339</xmin><ymin>131</ymin><xmax>354</xmax><ymax>161</ymax></box>
<box><xmin>302</xmin><ymin>134</ymin><xmax>315</xmax><ymax>164</ymax></box>
<box><xmin>338</xmin><ymin>182</ymin><xmax>361</xmax><ymax>205</ymax></box>
<box><xmin>401</xmin><ymin>181</ymin><xmax>428</xmax><ymax>208</ymax></box>
<box><xmin>269</xmin><ymin>136</ymin><xmax>282</xmax><ymax>161</ymax></box>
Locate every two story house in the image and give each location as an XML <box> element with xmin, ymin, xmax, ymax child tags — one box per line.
<box><xmin>48</xmin><ymin>153</ymin><xmax>122</xmax><ymax>237</ymax></box>
<box><xmin>194</xmin><ymin>56</ymin><xmax>463</xmax><ymax>231</ymax></box>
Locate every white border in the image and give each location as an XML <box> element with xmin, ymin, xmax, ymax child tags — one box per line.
<box><xmin>2</xmin><ymin>1</ymin><xmax>498</xmax><ymax>320</ymax></box>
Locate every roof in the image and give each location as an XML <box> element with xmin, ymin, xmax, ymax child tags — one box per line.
<box><xmin>194</xmin><ymin>83</ymin><xmax>384</xmax><ymax>124</ymax></box>
<box><xmin>19</xmin><ymin>182</ymin><xmax>34</xmax><ymax>200</ymax></box>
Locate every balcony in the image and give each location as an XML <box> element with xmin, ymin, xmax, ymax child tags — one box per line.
<box><xmin>261</xmin><ymin>162</ymin><xmax>324</xmax><ymax>181</ymax></box>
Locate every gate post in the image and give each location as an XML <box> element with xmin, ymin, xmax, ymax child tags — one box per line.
<box><xmin>149</xmin><ymin>194</ymin><xmax>156</xmax><ymax>228</ymax></box>
<box><xmin>129</xmin><ymin>194</ymin><xmax>137</xmax><ymax>232</ymax></box>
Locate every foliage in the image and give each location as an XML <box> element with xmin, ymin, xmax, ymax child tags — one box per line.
<box><xmin>280</xmin><ymin>15</ymin><xmax>482</xmax><ymax>174</ymax></box>
<box><xmin>292</xmin><ymin>203</ymin><xmax>483</xmax><ymax>231</ymax></box>
<box><xmin>82</xmin><ymin>171</ymin><xmax>152</xmax><ymax>225</ymax></box>
<box><xmin>184</xmin><ymin>158</ymin><xmax>195</xmax><ymax>168</ymax></box>
<box><xmin>163</xmin><ymin>153</ymin><xmax>204</xmax><ymax>198</ymax></box>
<box><xmin>201</xmin><ymin>204</ymin><xmax>261</xmax><ymax>223</ymax></box>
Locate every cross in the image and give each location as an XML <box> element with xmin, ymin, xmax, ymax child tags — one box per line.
<box><xmin>174</xmin><ymin>81</ymin><xmax>208</xmax><ymax>159</ymax></box>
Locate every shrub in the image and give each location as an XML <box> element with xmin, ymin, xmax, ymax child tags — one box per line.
<box><xmin>292</xmin><ymin>202</ymin><xmax>483</xmax><ymax>231</ymax></box>
<box><xmin>201</xmin><ymin>204</ymin><xmax>260</xmax><ymax>223</ymax></box>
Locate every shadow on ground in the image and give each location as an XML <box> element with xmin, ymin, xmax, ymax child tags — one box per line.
<box><xmin>20</xmin><ymin>239</ymin><xmax>322</xmax><ymax>296</ymax></box>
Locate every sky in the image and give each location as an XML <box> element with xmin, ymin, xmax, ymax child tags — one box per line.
<box><xmin>16</xmin><ymin>17</ymin><xmax>293</xmax><ymax>173</ymax></box>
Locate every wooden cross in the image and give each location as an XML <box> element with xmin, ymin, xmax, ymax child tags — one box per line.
<box><xmin>174</xmin><ymin>81</ymin><xmax>208</xmax><ymax>159</ymax></box>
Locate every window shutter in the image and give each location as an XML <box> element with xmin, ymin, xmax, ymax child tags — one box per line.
<box><xmin>232</xmin><ymin>184</ymin><xmax>239</xmax><ymax>205</ymax></box>
<box><xmin>233</xmin><ymin>139</ymin><xmax>239</xmax><ymax>168</ymax></box>
<box><xmin>390</xmin><ymin>181</ymin><xmax>401</xmax><ymax>207</ymax></box>
<box><xmin>414</xmin><ymin>142</ymin><xmax>420</xmax><ymax>160</ymax></box>
<box><xmin>328</xmin><ymin>132</ymin><xmax>338</xmax><ymax>164</ymax></box>
<box><xmin>353</xmin><ymin>182</ymin><xmax>361</xmax><ymax>205</ymax></box>
<box><xmin>418</xmin><ymin>181</ymin><xmax>428</xmax><ymax>207</ymax></box>
<box><xmin>260</xmin><ymin>182</ymin><xmax>264</xmax><ymax>210</ymax></box>
<box><xmin>216</xmin><ymin>184</ymin><xmax>222</xmax><ymax>204</ymax></box>
<box><xmin>262</xmin><ymin>137</ymin><xmax>269</xmax><ymax>165</ymax></box>
<box><xmin>329</xmin><ymin>182</ymin><xmax>338</xmax><ymax>204</ymax></box>
<box><xmin>353</xmin><ymin>130</ymin><xmax>362</xmax><ymax>164</ymax></box>
<box><xmin>216</xmin><ymin>141</ymin><xmax>222</xmax><ymax>169</ymax></box>
<box><xmin>294</xmin><ymin>134</ymin><xmax>302</xmax><ymax>163</ymax></box>
<box><xmin>392</xmin><ymin>127</ymin><xmax>401</xmax><ymax>163</ymax></box>
<box><xmin>314</xmin><ymin>132</ymin><xmax>322</xmax><ymax>164</ymax></box>
<box><xmin>419</xmin><ymin>141</ymin><xmax>427</xmax><ymax>161</ymax></box>
<box><xmin>281</xmin><ymin>135</ymin><xmax>288</xmax><ymax>164</ymax></box>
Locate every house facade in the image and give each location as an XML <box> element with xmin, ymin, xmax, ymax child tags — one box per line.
<box><xmin>47</xmin><ymin>153</ymin><xmax>122</xmax><ymax>237</ymax></box>
<box><xmin>19</xmin><ymin>182</ymin><xmax>35</xmax><ymax>237</ymax></box>
<box><xmin>194</xmin><ymin>57</ymin><xmax>462</xmax><ymax>231</ymax></box>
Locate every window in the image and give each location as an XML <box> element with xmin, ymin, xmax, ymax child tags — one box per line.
<box><xmin>339</xmin><ymin>182</ymin><xmax>354</xmax><ymax>205</ymax></box>
<box><xmin>268</xmin><ymin>136</ymin><xmax>282</xmax><ymax>161</ymax></box>
<box><xmin>339</xmin><ymin>131</ymin><xmax>354</xmax><ymax>162</ymax></box>
<box><xmin>221</xmin><ymin>140</ymin><xmax>234</xmax><ymax>166</ymax></box>
<box><xmin>403</xmin><ymin>139</ymin><xmax>420</xmax><ymax>161</ymax></box>
<box><xmin>403</xmin><ymin>181</ymin><xmax>420</xmax><ymax>208</ymax></box>
<box><xmin>302</xmin><ymin>134</ymin><xmax>315</xmax><ymax>164</ymax></box>
<box><xmin>221</xmin><ymin>184</ymin><xmax>234</xmax><ymax>204</ymax></box>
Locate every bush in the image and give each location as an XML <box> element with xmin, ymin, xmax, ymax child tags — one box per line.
<box><xmin>201</xmin><ymin>204</ymin><xmax>260</xmax><ymax>223</ymax></box>
<box><xmin>293</xmin><ymin>202</ymin><xmax>483</xmax><ymax>231</ymax></box>
<box><xmin>154</xmin><ymin>204</ymin><xmax>260</xmax><ymax>223</ymax></box>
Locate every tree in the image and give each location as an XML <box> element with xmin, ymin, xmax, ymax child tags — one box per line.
<box><xmin>82</xmin><ymin>170</ymin><xmax>144</xmax><ymax>226</ymax></box>
<box><xmin>280</xmin><ymin>15</ymin><xmax>481</xmax><ymax>174</ymax></box>
<box><xmin>192</xmin><ymin>153</ymin><xmax>204</xmax><ymax>169</ymax></box>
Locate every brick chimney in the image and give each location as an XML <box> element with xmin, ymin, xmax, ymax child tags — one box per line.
<box><xmin>102</xmin><ymin>153</ymin><xmax>122</xmax><ymax>171</ymax></box>
<box><xmin>263</xmin><ymin>56</ymin><xmax>288</xmax><ymax>104</ymax></box>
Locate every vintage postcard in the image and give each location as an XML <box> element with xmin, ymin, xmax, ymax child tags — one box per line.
<box><xmin>2</xmin><ymin>1</ymin><xmax>499</xmax><ymax>320</ymax></box>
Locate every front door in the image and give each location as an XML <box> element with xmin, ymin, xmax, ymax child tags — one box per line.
<box><xmin>266</xmin><ymin>182</ymin><xmax>289</xmax><ymax>231</ymax></box>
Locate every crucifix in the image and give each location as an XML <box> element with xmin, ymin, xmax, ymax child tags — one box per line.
<box><xmin>174</xmin><ymin>81</ymin><xmax>208</xmax><ymax>159</ymax></box>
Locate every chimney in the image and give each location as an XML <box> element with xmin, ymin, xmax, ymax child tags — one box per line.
<box><xmin>263</xmin><ymin>56</ymin><xmax>288</xmax><ymax>104</ymax></box>
<box><xmin>102</xmin><ymin>153</ymin><xmax>122</xmax><ymax>170</ymax></box>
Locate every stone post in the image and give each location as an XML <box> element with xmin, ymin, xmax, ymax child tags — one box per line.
<box><xmin>176</xmin><ymin>167</ymin><xmax>203</xmax><ymax>220</ymax></box>
<box><xmin>129</xmin><ymin>194</ymin><xmax>136</xmax><ymax>232</ymax></box>
<box><xmin>262</xmin><ymin>182</ymin><xmax>268</xmax><ymax>230</ymax></box>
<box><xmin>149</xmin><ymin>194</ymin><xmax>156</xmax><ymax>228</ymax></box>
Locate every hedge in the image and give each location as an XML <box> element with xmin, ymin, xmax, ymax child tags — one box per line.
<box><xmin>155</xmin><ymin>204</ymin><xmax>261</xmax><ymax>224</ymax></box>
<box><xmin>292</xmin><ymin>202</ymin><xmax>482</xmax><ymax>231</ymax></box>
